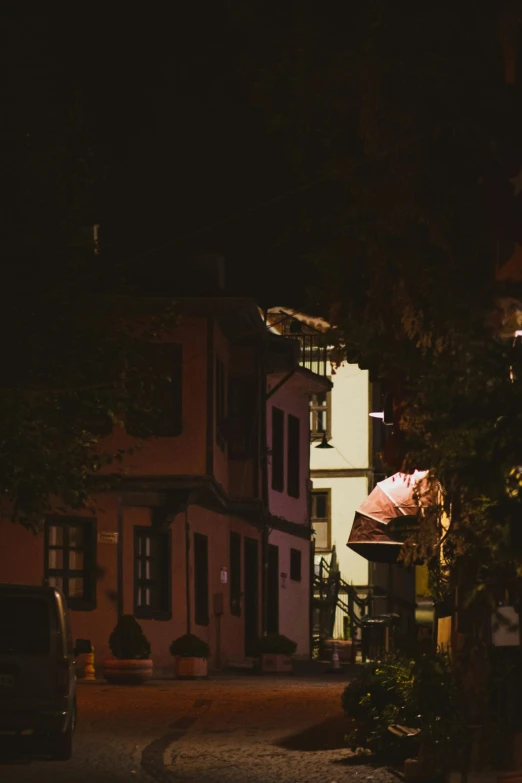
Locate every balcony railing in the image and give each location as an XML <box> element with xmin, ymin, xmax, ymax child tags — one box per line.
<box><xmin>273</xmin><ymin>312</ymin><xmax>329</xmax><ymax>377</ymax></box>
<box><xmin>284</xmin><ymin>334</ymin><xmax>327</xmax><ymax>376</ymax></box>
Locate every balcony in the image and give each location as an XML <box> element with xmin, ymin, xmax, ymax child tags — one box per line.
<box><xmin>271</xmin><ymin>312</ymin><xmax>329</xmax><ymax>377</ymax></box>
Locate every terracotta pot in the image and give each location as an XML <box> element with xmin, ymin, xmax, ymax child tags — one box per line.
<box><xmin>259</xmin><ymin>653</ymin><xmax>293</xmax><ymax>673</ymax></box>
<box><xmin>102</xmin><ymin>658</ymin><xmax>153</xmax><ymax>685</ymax></box>
<box><xmin>173</xmin><ymin>657</ymin><xmax>208</xmax><ymax>679</ymax></box>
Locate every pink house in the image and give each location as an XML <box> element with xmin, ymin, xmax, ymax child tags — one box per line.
<box><xmin>0</xmin><ymin>294</ymin><xmax>330</xmax><ymax>673</ymax></box>
<box><xmin>266</xmin><ymin>366</ymin><xmax>331</xmax><ymax>656</ymax></box>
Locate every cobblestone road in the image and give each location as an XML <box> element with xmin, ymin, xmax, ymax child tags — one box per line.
<box><xmin>0</xmin><ymin>674</ymin><xmax>398</xmax><ymax>783</ymax></box>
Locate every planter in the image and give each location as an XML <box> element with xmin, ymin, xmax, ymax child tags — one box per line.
<box><xmin>259</xmin><ymin>653</ymin><xmax>293</xmax><ymax>673</ymax></box>
<box><xmin>174</xmin><ymin>657</ymin><xmax>208</xmax><ymax>679</ymax></box>
<box><xmin>102</xmin><ymin>658</ymin><xmax>153</xmax><ymax>685</ymax></box>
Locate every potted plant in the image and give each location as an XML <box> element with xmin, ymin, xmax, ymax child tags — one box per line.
<box><xmin>257</xmin><ymin>633</ymin><xmax>297</xmax><ymax>673</ymax></box>
<box><xmin>102</xmin><ymin>615</ymin><xmax>153</xmax><ymax>684</ymax></box>
<box><xmin>170</xmin><ymin>633</ymin><xmax>210</xmax><ymax>678</ymax></box>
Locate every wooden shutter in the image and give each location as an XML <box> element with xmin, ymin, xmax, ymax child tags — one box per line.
<box><xmin>287</xmin><ymin>414</ymin><xmax>300</xmax><ymax>498</ymax></box>
<box><xmin>271</xmin><ymin>407</ymin><xmax>284</xmax><ymax>492</ymax></box>
<box><xmin>194</xmin><ymin>533</ymin><xmax>209</xmax><ymax>626</ymax></box>
<box><xmin>230</xmin><ymin>531</ymin><xmax>241</xmax><ymax>616</ymax></box>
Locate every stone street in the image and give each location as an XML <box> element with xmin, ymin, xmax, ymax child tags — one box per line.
<box><xmin>0</xmin><ymin>672</ymin><xmax>398</xmax><ymax>783</ymax></box>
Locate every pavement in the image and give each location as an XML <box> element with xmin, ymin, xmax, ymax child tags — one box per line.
<box><xmin>0</xmin><ymin>668</ymin><xmax>400</xmax><ymax>783</ymax></box>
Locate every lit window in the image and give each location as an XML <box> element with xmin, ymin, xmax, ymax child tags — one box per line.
<box><xmin>45</xmin><ymin>518</ymin><xmax>96</xmax><ymax>610</ymax></box>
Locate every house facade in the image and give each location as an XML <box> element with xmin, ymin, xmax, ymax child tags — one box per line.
<box><xmin>268</xmin><ymin>308</ymin><xmax>417</xmax><ymax>648</ymax></box>
<box><xmin>265</xmin><ymin>346</ymin><xmax>332</xmax><ymax>655</ymax></box>
<box><xmin>0</xmin><ymin>295</ymin><xmax>327</xmax><ymax>673</ymax></box>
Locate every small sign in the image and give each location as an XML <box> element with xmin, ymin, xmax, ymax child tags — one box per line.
<box><xmin>492</xmin><ymin>606</ymin><xmax>520</xmax><ymax>647</ymax></box>
<box><xmin>97</xmin><ymin>531</ymin><xmax>119</xmax><ymax>544</ymax></box>
<box><xmin>220</xmin><ymin>566</ymin><xmax>228</xmax><ymax>584</ymax></box>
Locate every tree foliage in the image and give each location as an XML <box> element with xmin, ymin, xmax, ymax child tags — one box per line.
<box><xmin>230</xmin><ymin>0</ymin><xmax>522</xmax><ymax>602</ymax></box>
<box><xmin>0</xmin><ymin>11</ymin><xmax>176</xmax><ymax>528</ymax></box>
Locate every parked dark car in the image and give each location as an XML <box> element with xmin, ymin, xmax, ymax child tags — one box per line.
<box><xmin>0</xmin><ymin>583</ymin><xmax>91</xmax><ymax>760</ymax></box>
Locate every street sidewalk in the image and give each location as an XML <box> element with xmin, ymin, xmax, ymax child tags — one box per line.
<box><xmin>77</xmin><ymin>657</ymin><xmax>360</xmax><ymax>686</ymax></box>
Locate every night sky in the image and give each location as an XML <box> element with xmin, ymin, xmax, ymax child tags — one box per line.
<box><xmin>5</xmin><ymin>5</ymin><xmax>328</xmax><ymax>311</ymax></box>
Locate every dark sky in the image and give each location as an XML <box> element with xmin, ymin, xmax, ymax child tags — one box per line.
<box><xmin>14</xmin><ymin>5</ymin><xmax>327</xmax><ymax>311</ymax></box>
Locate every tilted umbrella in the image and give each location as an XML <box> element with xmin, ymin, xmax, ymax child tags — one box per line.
<box><xmin>347</xmin><ymin>471</ymin><xmax>435</xmax><ymax>563</ymax></box>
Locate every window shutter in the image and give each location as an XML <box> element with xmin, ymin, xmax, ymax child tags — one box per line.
<box><xmin>194</xmin><ymin>533</ymin><xmax>209</xmax><ymax>626</ymax></box>
<box><xmin>287</xmin><ymin>414</ymin><xmax>300</xmax><ymax>498</ymax></box>
<box><xmin>230</xmin><ymin>532</ymin><xmax>241</xmax><ymax>616</ymax></box>
<box><xmin>127</xmin><ymin>343</ymin><xmax>182</xmax><ymax>437</ymax></box>
<box><xmin>271</xmin><ymin>407</ymin><xmax>284</xmax><ymax>492</ymax></box>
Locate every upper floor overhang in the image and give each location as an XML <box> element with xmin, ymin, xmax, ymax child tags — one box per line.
<box><xmin>267</xmin><ymin>365</ymin><xmax>332</xmax><ymax>399</ymax></box>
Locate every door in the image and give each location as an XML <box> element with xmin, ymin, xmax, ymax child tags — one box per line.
<box><xmin>267</xmin><ymin>544</ymin><xmax>279</xmax><ymax>634</ymax></box>
<box><xmin>244</xmin><ymin>537</ymin><xmax>259</xmax><ymax>657</ymax></box>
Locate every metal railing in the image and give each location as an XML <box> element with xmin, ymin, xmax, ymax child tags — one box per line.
<box><xmin>312</xmin><ymin>556</ymin><xmax>415</xmax><ymax>657</ymax></box>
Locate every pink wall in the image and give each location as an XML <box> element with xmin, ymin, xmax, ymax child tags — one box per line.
<box><xmin>0</xmin><ymin>498</ymin><xmax>262</xmax><ymax>674</ymax></box>
<box><xmin>212</xmin><ymin>322</ymin><xmax>229</xmax><ymax>492</ymax></box>
<box><xmin>268</xmin><ymin>529</ymin><xmax>310</xmax><ymax>657</ymax></box>
<box><xmin>97</xmin><ymin>316</ymin><xmax>208</xmax><ymax>478</ymax></box>
<box><xmin>227</xmin><ymin>341</ymin><xmax>261</xmax><ymax>500</ymax></box>
<box><xmin>0</xmin><ymin>497</ymin><xmax>120</xmax><ymax>666</ymax></box>
<box><xmin>267</xmin><ymin>378</ymin><xmax>311</xmax><ymax>525</ymax></box>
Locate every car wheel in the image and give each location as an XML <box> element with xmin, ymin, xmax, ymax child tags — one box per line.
<box><xmin>49</xmin><ymin>699</ymin><xmax>75</xmax><ymax>761</ymax></box>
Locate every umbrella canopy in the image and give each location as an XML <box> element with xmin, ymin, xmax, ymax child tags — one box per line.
<box><xmin>347</xmin><ymin>471</ymin><xmax>435</xmax><ymax>563</ymax></box>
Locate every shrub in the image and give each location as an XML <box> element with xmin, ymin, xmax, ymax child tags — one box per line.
<box><xmin>257</xmin><ymin>633</ymin><xmax>297</xmax><ymax>656</ymax></box>
<box><xmin>169</xmin><ymin>633</ymin><xmax>210</xmax><ymax>659</ymax></box>
<box><xmin>341</xmin><ymin>652</ymin><xmax>467</xmax><ymax>768</ymax></box>
<box><xmin>109</xmin><ymin>615</ymin><xmax>151</xmax><ymax>660</ymax></box>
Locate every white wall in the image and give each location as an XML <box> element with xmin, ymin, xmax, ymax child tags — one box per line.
<box><xmin>310</xmin><ymin>361</ymin><xmax>369</xmax><ymax>472</ymax></box>
<box><xmin>312</xmin><ymin>475</ymin><xmax>369</xmax><ymax>586</ymax></box>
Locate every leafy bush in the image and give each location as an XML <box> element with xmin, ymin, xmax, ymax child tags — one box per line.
<box><xmin>169</xmin><ymin>633</ymin><xmax>210</xmax><ymax>658</ymax></box>
<box><xmin>109</xmin><ymin>615</ymin><xmax>151</xmax><ymax>660</ymax></box>
<box><xmin>257</xmin><ymin>633</ymin><xmax>297</xmax><ymax>656</ymax></box>
<box><xmin>341</xmin><ymin>652</ymin><xmax>468</xmax><ymax>768</ymax></box>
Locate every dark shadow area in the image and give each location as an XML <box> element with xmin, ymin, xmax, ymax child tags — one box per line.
<box><xmin>331</xmin><ymin>754</ymin><xmax>395</xmax><ymax>767</ymax></box>
<box><xmin>0</xmin><ymin>736</ymin><xmax>52</xmax><ymax>764</ymax></box>
<box><xmin>276</xmin><ymin>712</ymin><xmax>353</xmax><ymax>751</ymax></box>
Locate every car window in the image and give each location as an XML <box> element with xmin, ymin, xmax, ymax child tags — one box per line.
<box><xmin>0</xmin><ymin>596</ymin><xmax>50</xmax><ymax>655</ymax></box>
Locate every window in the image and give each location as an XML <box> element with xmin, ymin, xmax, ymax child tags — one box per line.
<box><xmin>216</xmin><ymin>355</ymin><xmax>227</xmax><ymax>452</ymax></box>
<box><xmin>194</xmin><ymin>533</ymin><xmax>209</xmax><ymax>626</ymax></box>
<box><xmin>290</xmin><ymin>548</ymin><xmax>302</xmax><ymax>582</ymax></box>
<box><xmin>271</xmin><ymin>407</ymin><xmax>284</xmax><ymax>492</ymax></box>
<box><xmin>311</xmin><ymin>490</ymin><xmax>331</xmax><ymax>551</ymax></box>
<box><xmin>287</xmin><ymin>414</ymin><xmax>300</xmax><ymax>498</ymax></box>
<box><xmin>126</xmin><ymin>343</ymin><xmax>182</xmax><ymax>437</ymax></box>
<box><xmin>44</xmin><ymin>518</ymin><xmax>97</xmax><ymax>610</ymax></box>
<box><xmin>230</xmin><ymin>532</ymin><xmax>241</xmax><ymax>616</ymax></box>
<box><xmin>228</xmin><ymin>377</ymin><xmax>257</xmax><ymax>459</ymax></box>
<box><xmin>310</xmin><ymin>390</ymin><xmax>331</xmax><ymax>440</ymax></box>
<box><xmin>134</xmin><ymin>528</ymin><xmax>171</xmax><ymax>620</ymax></box>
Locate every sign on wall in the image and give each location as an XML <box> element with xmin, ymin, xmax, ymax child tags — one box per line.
<box><xmin>220</xmin><ymin>566</ymin><xmax>228</xmax><ymax>584</ymax></box>
<box><xmin>97</xmin><ymin>531</ymin><xmax>119</xmax><ymax>544</ymax></box>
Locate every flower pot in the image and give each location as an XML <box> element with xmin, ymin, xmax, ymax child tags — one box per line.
<box><xmin>259</xmin><ymin>653</ymin><xmax>293</xmax><ymax>673</ymax></box>
<box><xmin>102</xmin><ymin>658</ymin><xmax>153</xmax><ymax>685</ymax></box>
<box><xmin>174</xmin><ymin>657</ymin><xmax>208</xmax><ymax>679</ymax></box>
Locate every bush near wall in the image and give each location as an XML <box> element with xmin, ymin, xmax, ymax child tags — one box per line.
<box><xmin>341</xmin><ymin>652</ymin><xmax>468</xmax><ymax>769</ymax></box>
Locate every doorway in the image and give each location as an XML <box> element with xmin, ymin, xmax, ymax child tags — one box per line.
<box><xmin>267</xmin><ymin>544</ymin><xmax>279</xmax><ymax>634</ymax></box>
<box><xmin>244</xmin><ymin>537</ymin><xmax>259</xmax><ymax>657</ymax></box>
